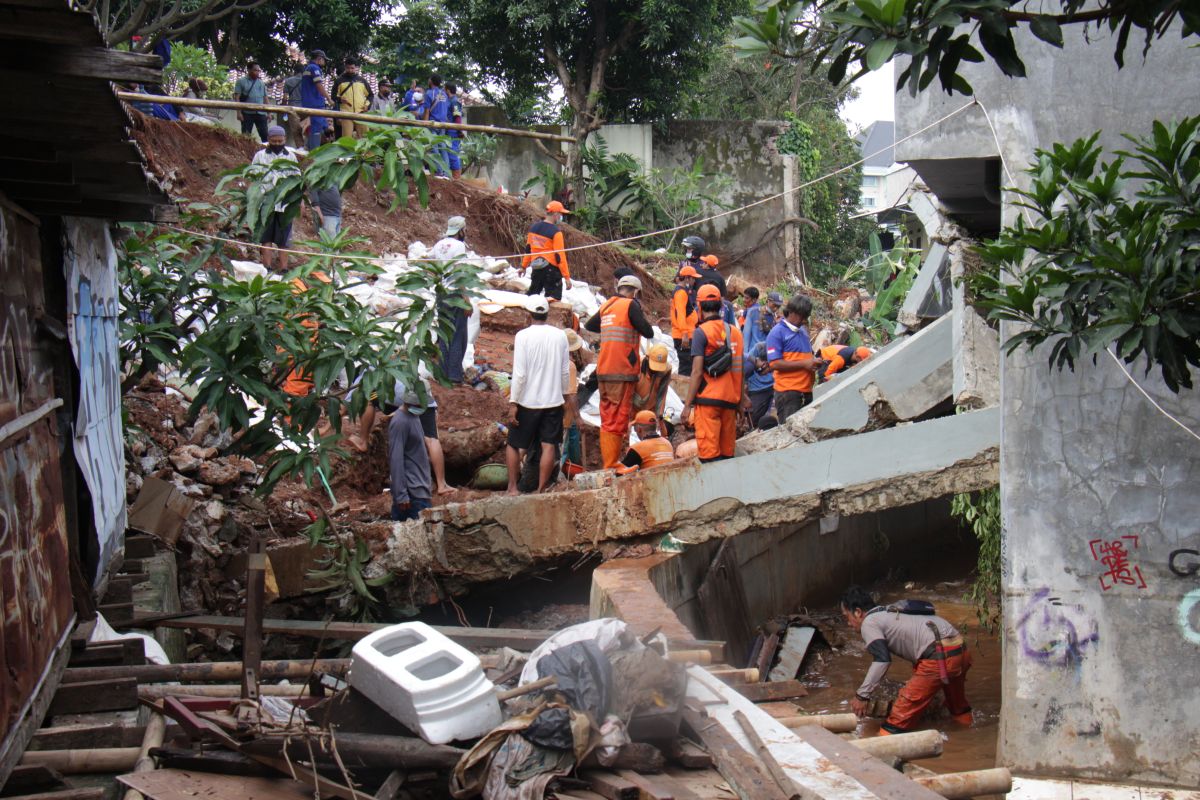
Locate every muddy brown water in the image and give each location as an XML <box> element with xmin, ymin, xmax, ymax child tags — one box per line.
<box><xmin>791</xmin><ymin>576</ymin><xmax>1002</xmax><ymax>775</ymax></box>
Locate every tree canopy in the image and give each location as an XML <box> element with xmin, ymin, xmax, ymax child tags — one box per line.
<box><xmin>441</xmin><ymin>0</ymin><xmax>747</xmax><ymax>191</ymax></box>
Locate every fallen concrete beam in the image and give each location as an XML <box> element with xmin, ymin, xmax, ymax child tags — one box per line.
<box><xmin>949</xmin><ymin>241</ymin><xmax>999</xmax><ymax>410</ymax></box>
<box><xmin>375</xmin><ymin>407</ymin><xmax>998</xmax><ymax>583</ymax></box>
<box><xmin>740</xmin><ymin>312</ymin><xmax>953</xmax><ymax>454</ymax></box>
<box><xmin>898</xmin><ymin>243</ymin><xmax>952</xmax><ymax>329</ymax></box>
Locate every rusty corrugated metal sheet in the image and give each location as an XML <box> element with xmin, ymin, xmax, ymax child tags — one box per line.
<box><xmin>0</xmin><ymin>202</ymin><xmax>73</xmax><ymax>767</ymax></box>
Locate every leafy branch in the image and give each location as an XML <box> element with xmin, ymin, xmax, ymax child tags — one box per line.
<box><xmin>970</xmin><ymin>116</ymin><xmax>1200</xmax><ymax>392</ymax></box>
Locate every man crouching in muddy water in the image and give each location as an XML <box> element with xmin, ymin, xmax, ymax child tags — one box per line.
<box><xmin>841</xmin><ymin>585</ymin><xmax>973</xmax><ymax>735</ymax></box>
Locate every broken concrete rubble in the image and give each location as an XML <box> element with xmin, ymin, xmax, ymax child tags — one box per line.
<box><xmin>374</xmin><ymin>407</ymin><xmax>999</xmax><ymax>585</ymax></box>
<box><xmin>897</xmin><ymin>242</ymin><xmax>952</xmax><ymax>328</ymax></box>
<box><xmin>950</xmin><ymin>241</ymin><xmax>1000</xmax><ymax>409</ymax></box>
<box><xmin>739</xmin><ymin>313</ymin><xmax>954</xmax><ymax>454</ymax></box>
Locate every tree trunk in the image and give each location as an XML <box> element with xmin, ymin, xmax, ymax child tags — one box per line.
<box><xmin>565</xmin><ymin>118</ymin><xmax>589</xmax><ymax>207</ymax></box>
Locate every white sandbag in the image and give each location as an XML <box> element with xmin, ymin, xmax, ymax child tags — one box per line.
<box><xmin>90</xmin><ymin>612</ymin><xmax>170</xmax><ymax>666</ymax></box>
<box><xmin>407</xmin><ymin>241</ymin><xmax>429</xmax><ymax>260</ymax></box>
<box><xmin>230</xmin><ymin>259</ymin><xmax>269</xmax><ymax>281</ymax></box>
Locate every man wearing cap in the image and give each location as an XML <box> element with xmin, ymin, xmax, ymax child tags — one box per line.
<box><xmin>671</xmin><ymin>266</ymin><xmax>700</xmax><ymax>377</ymax></box>
<box><xmin>522</xmin><ymin>202</ymin><xmax>572</xmax><ymax>301</ymax></box>
<box><xmin>682</xmin><ymin>284</ymin><xmax>748</xmax><ymax>462</ymax></box>
<box><xmin>300</xmin><ymin>50</ymin><xmax>331</xmax><ymax>151</ymax></box>
<box><xmin>389</xmin><ymin>388</ymin><xmax>433</xmax><ymax>521</ymax></box>
<box><xmin>430</xmin><ymin>216</ymin><xmax>471</xmax><ymax>383</ymax></box>
<box><xmin>819</xmin><ymin>344</ymin><xmax>872</xmax><ymax>381</ymax></box>
<box><xmin>701</xmin><ymin>254</ymin><xmax>737</xmax><ymax>325</ymax></box>
<box><xmin>615</xmin><ymin>411</ymin><xmax>675</xmax><ymax>475</ymax></box>
<box><xmin>766</xmin><ymin>295</ymin><xmax>818</xmax><ymax>422</ymax></box>
<box><xmin>249</xmin><ymin>127</ymin><xmax>301</xmax><ymax>272</ymax></box>
<box><xmin>370</xmin><ymin>80</ymin><xmax>396</xmax><ymax>114</ymax></box>
<box><xmin>585</xmin><ymin>275</ymin><xmax>656</xmax><ymax>467</ymax></box>
<box><xmin>742</xmin><ymin>289</ymin><xmax>778</xmax><ymax>426</ymax></box>
<box><xmin>507</xmin><ymin>296</ymin><xmax>571</xmax><ymax>494</ymax></box>
<box><xmin>632</xmin><ymin>343</ymin><xmax>673</xmax><ymax>428</ymax></box>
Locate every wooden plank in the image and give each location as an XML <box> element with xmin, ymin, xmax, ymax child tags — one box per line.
<box><xmin>0</xmin><ymin>764</ymin><xmax>64</xmax><ymax>797</ymax></box>
<box><xmin>154</xmin><ymin>615</ymin><xmax>557</xmax><ymax>650</ymax></box>
<box><xmin>768</xmin><ymin>627</ymin><xmax>815</xmax><ymax>683</ymax></box>
<box><xmin>0</xmin><ymin>44</ymin><xmax>161</xmax><ymax>83</ymax></box>
<box><xmin>0</xmin><ymin>161</ymin><xmax>72</xmax><ymax>184</ymax></box>
<box><xmin>117</xmin><ymin>768</ymin><xmax>312</xmax><ymax>800</ymax></box>
<box><xmin>0</xmin><ymin>790</ymin><xmax>103</xmax><ymax>800</ymax></box>
<box><xmin>733</xmin><ymin>680</ymin><xmax>808</xmax><ymax>703</ymax></box>
<box><xmin>123</xmin><ymin>537</ymin><xmax>157</xmax><ymax>560</ymax></box>
<box><xmin>695</xmin><ymin>541</ymin><xmax>754</xmax><ymax>667</ymax></box>
<box><xmin>47</xmin><ymin>678</ymin><xmax>138</xmax><ymax>716</ymax></box>
<box><xmin>0</xmin><ymin>7</ymin><xmax>100</xmax><ymax>45</ymax></box>
<box><xmin>663</xmin><ymin>740</ymin><xmax>712</xmax><ymax>770</ymax></box>
<box><xmin>30</xmin><ymin>725</ymin><xmax>147</xmax><ymax>751</ymax></box>
<box><xmin>681</xmin><ymin>709</ymin><xmax>788</xmax><ymax>800</ymax></box>
<box><xmin>104</xmin><ymin>578</ymin><xmax>133</xmax><ymax>606</ymax></box>
<box><xmin>582</xmin><ymin>771</ymin><xmax>639</xmax><ymax>800</ymax></box>
<box><xmin>733</xmin><ymin>710</ymin><xmax>800</xmax><ymax>800</ymax></box>
<box><xmin>790</xmin><ymin>725</ymin><xmax>945</xmax><ymax>800</ymax></box>
<box><xmin>616</xmin><ymin>770</ymin><xmax>705</xmax><ymax>800</ymax></box>
<box><xmin>64</xmin><ymin>658</ymin><xmax>350</xmax><ymax>685</ymax></box>
<box><xmin>66</xmin><ymin>640</ymin><xmax>144</xmax><ymax>669</ymax></box>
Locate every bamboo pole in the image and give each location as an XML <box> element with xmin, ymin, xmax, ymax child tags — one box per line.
<box><xmin>121</xmin><ymin>713</ymin><xmax>166</xmax><ymax>800</ymax></box>
<box><xmin>776</xmin><ymin>713</ymin><xmax>858</xmax><ymax>733</ymax></box>
<box><xmin>115</xmin><ymin>92</ymin><xmax>576</xmax><ymax>143</ymax></box>
<box><xmin>64</xmin><ymin>658</ymin><xmax>350</xmax><ymax>684</ymax></box>
<box><xmin>137</xmin><ymin>683</ymin><xmax>310</xmax><ymax>699</ymax></box>
<box><xmin>665</xmin><ymin>649</ymin><xmax>713</xmax><ymax>665</ymax></box>
<box><xmin>21</xmin><ymin>748</ymin><xmax>141</xmax><ymax>774</ymax></box>
<box><xmin>849</xmin><ymin>729</ymin><xmax>943</xmax><ymax>761</ymax></box>
<box><xmin>707</xmin><ymin>667</ymin><xmax>759</xmax><ymax>685</ymax></box>
<box><xmin>914</xmin><ymin>768</ymin><xmax>1012</xmax><ymax>799</ymax></box>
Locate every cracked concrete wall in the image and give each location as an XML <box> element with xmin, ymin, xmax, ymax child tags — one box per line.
<box><xmin>647</xmin><ymin>498</ymin><xmax>957</xmax><ymax>645</ymax></box>
<box><xmin>377</xmin><ymin>408</ymin><xmax>999</xmax><ymax>586</ymax></box>
<box><xmin>897</xmin><ymin>21</ymin><xmax>1200</xmax><ymax>787</ymax></box>
<box><xmin>739</xmin><ymin>313</ymin><xmax>953</xmax><ymax>454</ymax></box>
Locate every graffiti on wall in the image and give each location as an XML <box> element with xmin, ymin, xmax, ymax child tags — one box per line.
<box><xmin>1016</xmin><ymin>587</ymin><xmax>1099</xmax><ymax>665</ymax></box>
<box><xmin>1169</xmin><ymin>549</ymin><xmax>1199</xmax><ymax>578</ymax></box>
<box><xmin>1089</xmin><ymin>535</ymin><xmax>1148</xmax><ymax>591</ymax></box>
<box><xmin>64</xmin><ymin>218</ymin><xmax>126</xmax><ymax>581</ymax></box>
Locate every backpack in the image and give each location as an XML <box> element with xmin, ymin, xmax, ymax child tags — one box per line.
<box><xmin>703</xmin><ymin>322</ymin><xmax>734</xmax><ymax>378</ymax></box>
<box><xmin>887</xmin><ymin>599</ymin><xmax>936</xmax><ymax>615</ymax></box>
<box><xmin>284</xmin><ymin>74</ymin><xmax>304</xmax><ymax>105</ymax></box>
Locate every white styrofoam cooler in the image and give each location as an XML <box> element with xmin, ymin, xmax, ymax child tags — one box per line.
<box><xmin>348</xmin><ymin>621</ymin><xmax>501</xmax><ymax>744</ymax></box>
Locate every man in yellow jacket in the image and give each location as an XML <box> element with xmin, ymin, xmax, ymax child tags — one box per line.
<box><xmin>332</xmin><ymin>59</ymin><xmax>373</xmax><ymax>138</ymax></box>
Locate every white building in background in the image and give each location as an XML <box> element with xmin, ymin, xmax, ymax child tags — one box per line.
<box><xmin>855</xmin><ymin>120</ymin><xmax>916</xmax><ymax>215</ymax></box>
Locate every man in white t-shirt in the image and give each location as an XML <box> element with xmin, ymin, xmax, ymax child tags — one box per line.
<box><xmin>431</xmin><ymin>215</ymin><xmax>471</xmax><ymax>383</ymax></box>
<box><xmin>249</xmin><ymin>125</ymin><xmax>301</xmax><ymax>272</ymax></box>
<box><xmin>506</xmin><ymin>295</ymin><xmax>570</xmax><ymax>495</ymax></box>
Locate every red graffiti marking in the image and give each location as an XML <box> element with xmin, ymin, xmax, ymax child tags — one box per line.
<box><xmin>1089</xmin><ymin>536</ymin><xmax>1148</xmax><ymax>591</ymax></box>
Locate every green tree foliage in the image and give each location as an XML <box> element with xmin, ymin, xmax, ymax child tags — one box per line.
<box><xmin>951</xmin><ymin>486</ymin><xmax>1001</xmax><ymax>632</ymax></box>
<box><xmin>442</xmin><ymin>0</ymin><xmax>747</xmax><ymax>194</ymax></box>
<box><xmin>734</xmin><ymin>1</ymin><xmax>1197</xmax><ymax>97</ymax></box>
<box><xmin>195</xmin><ymin>0</ymin><xmax>387</xmax><ymax>75</ymax></box>
<box><xmin>163</xmin><ymin>43</ymin><xmax>233</xmax><ymax>99</ymax></box>
<box><xmin>370</xmin><ymin>1</ymin><xmax>474</xmax><ymax>87</ymax></box>
<box><xmin>970</xmin><ymin>118</ymin><xmax>1200</xmax><ymax>393</ymax></box>
<box><xmin>78</xmin><ymin>0</ymin><xmax>268</xmax><ymax>51</ymax></box>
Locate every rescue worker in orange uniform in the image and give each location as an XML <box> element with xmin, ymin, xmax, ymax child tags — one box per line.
<box><xmin>632</xmin><ymin>343</ymin><xmax>673</xmax><ymax>426</ymax></box>
<box><xmin>521</xmin><ymin>200</ymin><xmax>572</xmax><ymax>301</ymax></box>
<box><xmin>841</xmin><ymin>586</ymin><xmax>973</xmax><ymax>735</ymax></box>
<box><xmin>680</xmin><ymin>284</ymin><xmax>748</xmax><ymax>462</ymax></box>
<box><xmin>584</xmin><ymin>274</ymin><xmax>656</xmax><ymax>467</ymax></box>
<box><xmin>615</xmin><ymin>410</ymin><xmax>675</xmax><ymax>475</ymax></box>
<box><xmin>818</xmin><ymin>344</ymin><xmax>871</xmax><ymax>381</ymax></box>
<box><xmin>671</xmin><ymin>266</ymin><xmax>700</xmax><ymax>377</ymax></box>
<box><xmin>281</xmin><ymin>271</ymin><xmax>333</xmax><ymax>397</ymax></box>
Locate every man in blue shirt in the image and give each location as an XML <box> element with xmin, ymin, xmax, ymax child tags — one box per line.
<box><xmin>446</xmin><ymin>82</ymin><xmax>464</xmax><ymax>179</ymax></box>
<box><xmin>300</xmin><ymin>50</ymin><xmax>331</xmax><ymax>150</ymax></box>
<box><xmin>421</xmin><ymin>73</ymin><xmax>451</xmax><ymax>176</ymax></box>
<box><xmin>742</xmin><ymin>290</ymin><xmax>780</xmax><ymax>427</ymax></box>
<box><xmin>402</xmin><ymin>79</ymin><xmax>424</xmax><ymax>114</ymax></box>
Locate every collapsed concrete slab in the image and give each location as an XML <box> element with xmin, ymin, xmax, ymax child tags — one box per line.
<box><xmin>373</xmin><ymin>407</ymin><xmax>998</xmax><ymax>584</ymax></box>
<box><xmin>897</xmin><ymin>242</ymin><xmax>952</xmax><ymax>328</ymax></box>
<box><xmin>949</xmin><ymin>241</ymin><xmax>1000</xmax><ymax>409</ymax></box>
<box><xmin>739</xmin><ymin>312</ymin><xmax>953</xmax><ymax>454</ymax></box>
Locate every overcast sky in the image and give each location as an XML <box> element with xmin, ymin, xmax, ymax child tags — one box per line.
<box><xmin>840</xmin><ymin>63</ymin><xmax>895</xmax><ymax>133</ymax></box>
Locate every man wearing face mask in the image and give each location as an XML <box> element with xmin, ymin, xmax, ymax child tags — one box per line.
<box><xmin>249</xmin><ymin>126</ymin><xmax>301</xmax><ymax>272</ymax></box>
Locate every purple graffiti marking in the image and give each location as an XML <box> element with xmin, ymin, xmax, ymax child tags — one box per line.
<box><xmin>1016</xmin><ymin>588</ymin><xmax>1100</xmax><ymax>665</ymax></box>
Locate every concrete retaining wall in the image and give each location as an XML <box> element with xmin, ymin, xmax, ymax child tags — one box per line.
<box><xmin>647</xmin><ymin>499</ymin><xmax>956</xmax><ymax>643</ymax></box>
